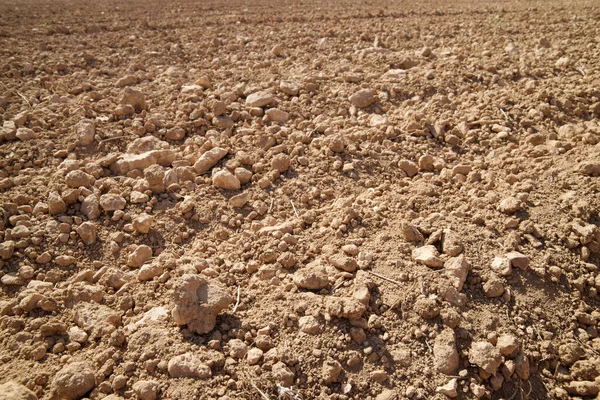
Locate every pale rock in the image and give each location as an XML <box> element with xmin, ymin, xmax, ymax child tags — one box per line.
<box><xmin>506</xmin><ymin>251</ymin><xmax>529</xmax><ymax>270</ymax></box>
<box><xmin>50</xmin><ymin>361</ymin><xmax>96</xmax><ymax>400</ymax></box>
<box><xmin>381</xmin><ymin>69</ymin><xmax>407</xmax><ymax>82</ymax></box>
<box><xmin>376</xmin><ymin>389</ymin><xmax>398</xmax><ymax>400</ymax></box>
<box><xmin>194</xmin><ymin>147</ymin><xmax>228</xmax><ymax>174</ymax></box>
<box><xmin>272</xmin><ymin>361</ymin><xmax>295</xmax><ymax>386</ymax></box>
<box><xmin>212</xmin><ymin>169</ymin><xmax>241</xmax><ymax>190</ymax></box>
<box><xmin>498</xmin><ymin>197</ymin><xmax>521</xmax><ymax>214</ymax></box>
<box><xmin>434</xmin><ymin>329</ymin><xmax>459</xmax><ymax>375</ymax></box>
<box><xmin>0</xmin><ymin>240</ymin><xmax>15</xmax><ymax>259</ymax></box>
<box><xmin>132</xmin><ymin>380</ymin><xmax>159</xmax><ymax>400</ymax></box>
<box><xmin>469</xmin><ymin>341</ymin><xmax>502</xmax><ymax>375</ymax></box>
<box><xmin>412</xmin><ymin>245</ymin><xmax>443</xmax><ymax>268</ymax></box>
<box><xmin>322</xmin><ymin>358</ymin><xmax>342</xmax><ymax>383</ymax></box>
<box><xmin>402</xmin><ymin>221</ymin><xmax>424</xmax><ymax>242</ymax></box>
<box><xmin>229</xmin><ymin>193</ymin><xmax>248</xmax><ymax>208</ymax></box>
<box><xmin>436</xmin><ymin>379</ymin><xmax>458</xmax><ymax>397</ymax></box>
<box><xmin>100</xmin><ymin>194</ymin><xmax>126</xmax><ymax>211</ymax></box>
<box><xmin>55</xmin><ymin>255</ymin><xmax>76</xmax><ymax>267</ymax></box>
<box><xmin>133</xmin><ymin>213</ymin><xmax>153</xmax><ymax>233</ymax></box>
<box><xmin>66</xmin><ymin>170</ymin><xmax>95</xmax><ymax>188</ymax></box>
<box><xmin>324</xmin><ymin>297</ymin><xmax>366</xmax><ymax>319</ymax></box>
<box><xmin>349</xmin><ymin>89</ymin><xmax>376</xmax><ymax>108</ymax></box>
<box><xmin>119</xmin><ymin>87</ymin><xmax>146</xmax><ymax>112</ymax></box>
<box><xmin>171</xmin><ymin>274</ymin><xmax>233</xmax><ymax>334</ymax></box>
<box><xmin>265</xmin><ymin>108</ymin><xmax>289</xmax><ymax>122</ymax></box>
<box><xmin>497</xmin><ymin>334</ymin><xmax>519</xmax><ymax>357</ymax></box>
<box><xmin>10</xmin><ymin>225</ymin><xmax>30</xmax><ymax>239</ymax></box>
<box><xmin>68</xmin><ymin>326</ymin><xmax>88</xmax><ymax>343</ymax></box>
<box><xmin>1</xmin><ymin>272</ymin><xmax>24</xmax><ymax>286</ymax></box>
<box><xmin>127</xmin><ymin>245</ymin><xmax>153</xmax><ymax>267</ymax></box>
<box><xmin>491</xmin><ymin>256</ymin><xmax>512</xmax><ymax>276</ymax></box>
<box><xmin>138</xmin><ymin>263</ymin><xmax>163</xmax><ymax>281</ymax></box>
<box><xmin>48</xmin><ymin>192</ymin><xmax>67</xmax><ymax>214</ymax></box>
<box><xmin>293</xmin><ymin>262</ymin><xmax>329</xmax><ymax>290</ymax></box>
<box><xmin>130</xmin><ymin>191</ymin><xmax>150</xmax><ymax>204</ymax></box>
<box><xmin>168</xmin><ymin>353</ymin><xmax>211</xmax><ymax>379</ymax></box>
<box><xmin>76</xmin><ymin>222</ymin><xmax>97</xmax><ymax>245</ymax></box>
<box><xmin>444</xmin><ymin>255</ymin><xmax>469</xmax><ymax>291</ymax></box>
<box><xmin>77</xmin><ymin>119</ymin><xmax>95</xmax><ymax>145</ymax></box>
<box><xmin>555</xmin><ymin>57</ymin><xmax>571</xmax><ymax>69</ymax></box>
<box><xmin>398</xmin><ymin>160</ymin><xmax>419</xmax><ymax>177</ymax></box>
<box><xmin>483</xmin><ymin>275</ymin><xmax>505</xmax><ymax>297</ymax></box>
<box><xmin>565</xmin><ymin>381</ymin><xmax>599</xmax><ymax>396</ymax></box>
<box><xmin>74</xmin><ymin>302</ymin><xmax>121</xmax><ymax>338</ymax></box>
<box><xmin>0</xmin><ymin>381</ymin><xmax>37</xmax><ymax>400</ymax></box>
<box><xmin>16</xmin><ymin>128</ymin><xmax>36</xmax><ymax>140</ymax></box>
<box><xmin>228</xmin><ymin>339</ymin><xmax>247</xmax><ymax>359</ymax></box>
<box><xmin>234</xmin><ymin>167</ymin><xmax>252</xmax><ymax>184</ymax></box>
<box><xmin>271</xmin><ymin>153</ymin><xmax>291</xmax><ymax>173</ymax></box>
<box><xmin>247</xmin><ymin>348</ymin><xmax>263</xmax><ymax>365</ymax></box>
<box><xmin>246</xmin><ymin>91</ymin><xmax>275</xmax><ymax>107</ymax></box>
<box><xmin>442</xmin><ymin>229</ymin><xmax>463</xmax><ymax>256</ymax></box>
<box><xmin>81</xmin><ymin>194</ymin><xmax>100</xmax><ymax>219</ymax></box>
<box><xmin>280</xmin><ymin>81</ymin><xmax>299</xmax><ymax>96</ymax></box>
<box><xmin>298</xmin><ymin>315</ymin><xmax>321</xmax><ymax>334</ymax></box>
<box><xmin>328</xmin><ymin>253</ymin><xmax>358</xmax><ymax>272</ymax></box>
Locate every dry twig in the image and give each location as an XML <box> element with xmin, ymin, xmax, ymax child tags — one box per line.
<box><xmin>232</xmin><ymin>286</ymin><xmax>241</xmax><ymax>313</ymax></box>
<box><xmin>367</xmin><ymin>271</ymin><xmax>404</xmax><ymax>287</ymax></box>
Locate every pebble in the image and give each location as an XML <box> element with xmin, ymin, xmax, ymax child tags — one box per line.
<box><xmin>81</xmin><ymin>194</ymin><xmax>101</xmax><ymax>219</ymax></box>
<box><xmin>246</xmin><ymin>348</ymin><xmax>263</xmax><ymax>365</ymax></box>
<box><xmin>496</xmin><ymin>334</ymin><xmax>519</xmax><ymax>356</ymax></box>
<box><xmin>298</xmin><ymin>315</ymin><xmax>322</xmax><ymax>334</ymax></box>
<box><xmin>412</xmin><ymin>245</ymin><xmax>443</xmax><ymax>268</ymax></box>
<box><xmin>119</xmin><ymin>87</ymin><xmax>146</xmax><ymax>112</ymax></box>
<box><xmin>265</xmin><ymin>108</ymin><xmax>289</xmax><ymax>122</ymax></box>
<box><xmin>77</xmin><ymin>119</ymin><xmax>95</xmax><ymax>145</ymax></box>
<box><xmin>402</xmin><ymin>221</ymin><xmax>424</xmax><ymax>242</ymax></box>
<box><xmin>483</xmin><ymin>274</ymin><xmax>505</xmax><ymax>297</ymax></box>
<box><xmin>50</xmin><ymin>361</ymin><xmax>96</xmax><ymax>400</ymax></box>
<box><xmin>16</xmin><ymin>127</ymin><xmax>36</xmax><ymax>140</ymax></box>
<box><xmin>434</xmin><ymin>329</ymin><xmax>459</xmax><ymax>375</ymax></box>
<box><xmin>328</xmin><ymin>253</ymin><xmax>358</xmax><ymax>272</ymax></box>
<box><xmin>212</xmin><ymin>169</ymin><xmax>241</xmax><ymax>190</ymax></box>
<box><xmin>436</xmin><ymin>378</ymin><xmax>458</xmax><ymax>397</ymax></box>
<box><xmin>271</xmin><ymin>153</ymin><xmax>291</xmax><ymax>173</ymax></box>
<box><xmin>506</xmin><ymin>251</ymin><xmax>529</xmax><ymax>270</ymax></box>
<box><xmin>498</xmin><ymin>197</ymin><xmax>522</xmax><ymax>214</ymax></box>
<box><xmin>99</xmin><ymin>194</ymin><xmax>127</xmax><ymax>212</ymax></box>
<box><xmin>194</xmin><ymin>147</ymin><xmax>228</xmax><ymax>174</ymax></box>
<box><xmin>444</xmin><ymin>255</ymin><xmax>469</xmax><ymax>291</ymax></box>
<box><xmin>76</xmin><ymin>222</ymin><xmax>97</xmax><ymax>245</ymax></box>
<box><xmin>132</xmin><ymin>380</ymin><xmax>159</xmax><ymax>400</ymax></box>
<box><xmin>168</xmin><ymin>353</ymin><xmax>212</xmax><ymax>379</ymax></box>
<box><xmin>491</xmin><ymin>256</ymin><xmax>512</xmax><ymax>276</ymax></box>
<box><xmin>322</xmin><ymin>358</ymin><xmax>342</xmax><ymax>383</ymax></box>
<box><xmin>127</xmin><ymin>245</ymin><xmax>153</xmax><ymax>267</ymax></box>
<box><xmin>133</xmin><ymin>213</ymin><xmax>153</xmax><ymax>233</ymax></box>
<box><xmin>349</xmin><ymin>89</ymin><xmax>376</xmax><ymax>108</ymax></box>
<box><xmin>245</xmin><ymin>91</ymin><xmax>275</xmax><ymax>108</ymax></box>
<box><xmin>469</xmin><ymin>341</ymin><xmax>502</xmax><ymax>375</ymax></box>
<box><xmin>0</xmin><ymin>381</ymin><xmax>37</xmax><ymax>400</ymax></box>
<box><xmin>292</xmin><ymin>262</ymin><xmax>329</xmax><ymax>290</ymax></box>
<box><xmin>65</xmin><ymin>170</ymin><xmax>95</xmax><ymax>188</ymax></box>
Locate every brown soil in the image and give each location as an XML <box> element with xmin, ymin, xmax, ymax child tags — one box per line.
<box><xmin>1</xmin><ymin>0</ymin><xmax>600</xmax><ymax>399</ymax></box>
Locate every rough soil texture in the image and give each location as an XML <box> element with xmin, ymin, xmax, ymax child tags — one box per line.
<box><xmin>1</xmin><ymin>0</ymin><xmax>600</xmax><ymax>399</ymax></box>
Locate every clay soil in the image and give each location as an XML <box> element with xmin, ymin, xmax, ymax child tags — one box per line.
<box><xmin>1</xmin><ymin>0</ymin><xmax>600</xmax><ymax>399</ymax></box>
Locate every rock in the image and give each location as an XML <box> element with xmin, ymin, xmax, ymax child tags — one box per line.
<box><xmin>271</xmin><ymin>153</ymin><xmax>291</xmax><ymax>173</ymax></box>
<box><xmin>77</xmin><ymin>119</ymin><xmax>95</xmax><ymax>145</ymax></box>
<box><xmin>76</xmin><ymin>222</ymin><xmax>97</xmax><ymax>245</ymax></box>
<box><xmin>133</xmin><ymin>213</ymin><xmax>153</xmax><ymax>233</ymax></box>
<box><xmin>228</xmin><ymin>339</ymin><xmax>247</xmax><ymax>359</ymax></box>
<box><xmin>298</xmin><ymin>315</ymin><xmax>321</xmax><ymax>334</ymax></box>
<box><xmin>322</xmin><ymin>358</ymin><xmax>342</xmax><ymax>383</ymax></box>
<box><xmin>293</xmin><ymin>262</ymin><xmax>329</xmax><ymax>290</ymax></box>
<box><xmin>265</xmin><ymin>108</ymin><xmax>289</xmax><ymax>122</ymax></box>
<box><xmin>491</xmin><ymin>256</ymin><xmax>512</xmax><ymax>276</ymax></box>
<box><xmin>349</xmin><ymin>89</ymin><xmax>376</xmax><ymax>108</ymax></box>
<box><xmin>412</xmin><ymin>245</ymin><xmax>443</xmax><ymax>268</ymax></box>
<box><xmin>414</xmin><ymin>297</ymin><xmax>439</xmax><ymax>319</ymax></box>
<box><xmin>1</xmin><ymin>272</ymin><xmax>24</xmax><ymax>286</ymax></box>
<box><xmin>74</xmin><ymin>302</ymin><xmax>121</xmax><ymax>338</ymax></box>
<box><xmin>436</xmin><ymin>379</ymin><xmax>458</xmax><ymax>398</ymax></box>
<box><xmin>328</xmin><ymin>253</ymin><xmax>358</xmax><ymax>272</ymax></box>
<box><xmin>16</xmin><ymin>128</ymin><xmax>36</xmax><ymax>140</ymax></box>
<box><xmin>55</xmin><ymin>255</ymin><xmax>76</xmax><ymax>267</ymax></box>
<box><xmin>246</xmin><ymin>91</ymin><xmax>275</xmax><ymax>107</ymax></box>
<box><xmin>442</xmin><ymin>229</ymin><xmax>463</xmax><ymax>256</ymax></box>
<box><xmin>324</xmin><ymin>297</ymin><xmax>366</xmax><ymax>320</ymax></box>
<box><xmin>401</xmin><ymin>222</ymin><xmax>424</xmax><ymax>242</ymax></box>
<box><xmin>132</xmin><ymin>380</ymin><xmax>159</xmax><ymax>400</ymax></box>
<box><xmin>10</xmin><ymin>225</ymin><xmax>30</xmax><ymax>239</ymax></box>
<box><xmin>514</xmin><ymin>352</ymin><xmax>530</xmax><ymax>379</ymax></box>
<box><xmin>579</xmin><ymin>161</ymin><xmax>600</xmax><ymax>176</ymax></box>
<box><xmin>127</xmin><ymin>245</ymin><xmax>153</xmax><ymax>267</ymax></box>
<box><xmin>444</xmin><ymin>255</ymin><xmax>469</xmax><ymax>291</ymax></box>
<box><xmin>469</xmin><ymin>341</ymin><xmax>502</xmax><ymax>375</ymax></box>
<box><xmin>80</xmin><ymin>194</ymin><xmax>100</xmax><ymax>220</ymax></box>
<box><xmin>498</xmin><ymin>197</ymin><xmax>522</xmax><ymax>214</ymax></box>
<box><xmin>0</xmin><ymin>240</ymin><xmax>15</xmax><ymax>259</ymax></box>
<box><xmin>247</xmin><ymin>348</ymin><xmax>263</xmax><ymax>365</ymax></box>
<box><xmin>0</xmin><ymin>381</ymin><xmax>37</xmax><ymax>400</ymax></box>
<box><xmin>48</xmin><ymin>192</ymin><xmax>67</xmax><ymax>214</ymax></box>
<box><xmin>483</xmin><ymin>275</ymin><xmax>505</xmax><ymax>297</ymax></box>
<box><xmin>506</xmin><ymin>251</ymin><xmax>529</xmax><ymax>270</ymax></box>
<box><xmin>50</xmin><ymin>361</ymin><xmax>96</xmax><ymax>400</ymax></box>
<box><xmin>434</xmin><ymin>329</ymin><xmax>459</xmax><ymax>375</ymax></box>
<box><xmin>229</xmin><ymin>193</ymin><xmax>248</xmax><ymax>208</ymax></box>
<box><xmin>375</xmin><ymin>389</ymin><xmax>398</xmax><ymax>400</ymax></box>
<box><xmin>138</xmin><ymin>263</ymin><xmax>163</xmax><ymax>281</ymax></box>
<box><xmin>565</xmin><ymin>381</ymin><xmax>599</xmax><ymax>396</ymax></box>
<box><xmin>168</xmin><ymin>353</ymin><xmax>211</xmax><ymax>379</ymax></box>
<box><xmin>194</xmin><ymin>147</ymin><xmax>228</xmax><ymax>174</ymax></box>
<box><xmin>559</xmin><ymin>342</ymin><xmax>583</xmax><ymax>366</ymax></box>
<box><xmin>272</xmin><ymin>361</ymin><xmax>295</xmax><ymax>386</ymax></box>
<box><xmin>497</xmin><ymin>334</ymin><xmax>519</xmax><ymax>357</ymax></box>
<box><xmin>212</xmin><ymin>169</ymin><xmax>241</xmax><ymax>190</ymax></box>
<box><xmin>99</xmin><ymin>194</ymin><xmax>126</xmax><ymax>211</ymax></box>
<box><xmin>119</xmin><ymin>87</ymin><xmax>146</xmax><ymax>112</ymax></box>
<box><xmin>398</xmin><ymin>160</ymin><xmax>419</xmax><ymax>177</ymax></box>
<box><xmin>171</xmin><ymin>274</ymin><xmax>233</xmax><ymax>334</ymax></box>
<box><xmin>555</xmin><ymin>56</ymin><xmax>571</xmax><ymax>69</ymax></box>
<box><xmin>65</xmin><ymin>170</ymin><xmax>95</xmax><ymax>188</ymax></box>
<box><xmin>280</xmin><ymin>81</ymin><xmax>299</xmax><ymax>96</ymax></box>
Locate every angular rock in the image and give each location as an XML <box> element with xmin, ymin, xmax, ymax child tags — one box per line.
<box><xmin>50</xmin><ymin>361</ymin><xmax>96</xmax><ymax>400</ymax></box>
<box><xmin>77</xmin><ymin>119</ymin><xmax>96</xmax><ymax>145</ymax></box>
<box><xmin>212</xmin><ymin>169</ymin><xmax>241</xmax><ymax>190</ymax></box>
<box><xmin>398</xmin><ymin>160</ymin><xmax>419</xmax><ymax>177</ymax></box>
<box><xmin>132</xmin><ymin>380</ymin><xmax>159</xmax><ymax>400</ymax></box>
<box><xmin>0</xmin><ymin>381</ymin><xmax>37</xmax><ymax>400</ymax></box>
<box><xmin>194</xmin><ymin>147</ymin><xmax>228</xmax><ymax>174</ymax></box>
<box><xmin>328</xmin><ymin>253</ymin><xmax>358</xmax><ymax>272</ymax></box>
<box><xmin>401</xmin><ymin>221</ymin><xmax>424</xmax><ymax>243</ymax></box>
<box><xmin>298</xmin><ymin>315</ymin><xmax>321</xmax><ymax>334</ymax></box>
<box><xmin>434</xmin><ymin>329</ymin><xmax>459</xmax><ymax>375</ymax></box>
<box><xmin>171</xmin><ymin>274</ymin><xmax>233</xmax><ymax>334</ymax></box>
<box><xmin>168</xmin><ymin>353</ymin><xmax>211</xmax><ymax>379</ymax></box>
<box><xmin>497</xmin><ymin>334</ymin><xmax>519</xmax><ymax>357</ymax></box>
<box><xmin>48</xmin><ymin>192</ymin><xmax>67</xmax><ymax>214</ymax></box>
<box><xmin>442</xmin><ymin>229</ymin><xmax>463</xmax><ymax>256</ymax></box>
<box><xmin>66</xmin><ymin>170</ymin><xmax>95</xmax><ymax>188</ymax></box>
<box><xmin>483</xmin><ymin>275</ymin><xmax>505</xmax><ymax>297</ymax></box>
<box><xmin>271</xmin><ymin>153</ymin><xmax>291</xmax><ymax>173</ymax></box>
<box><xmin>491</xmin><ymin>256</ymin><xmax>512</xmax><ymax>276</ymax></box>
<box><xmin>81</xmin><ymin>194</ymin><xmax>101</xmax><ymax>219</ymax></box>
<box><xmin>324</xmin><ymin>297</ymin><xmax>366</xmax><ymax>320</ymax></box>
<box><xmin>74</xmin><ymin>302</ymin><xmax>121</xmax><ymax>339</ymax></box>
<box><xmin>444</xmin><ymin>255</ymin><xmax>468</xmax><ymax>291</ymax></box>
<box><xmin>119</xmin><ymin>87</ymin><xmax>146</xmax><ymax>112</ymax></box>
<box><xmin>265</xmin><ymin>108</ymin><xmax>289</xmax><ymax>122</ymax></box>
<box><xmin>349</xmin><ymin>89</ymin><xmax>376</xmax><ymax>108</ymax></box>
<box><xmin>412</xmin><ymin>245</ymin><xmax>443</xmax><ymax>268</ymax></box>
<box><xmin>506</xmin><ymin>251</ymin><xmax>529</xmax><ymax>270</ymax></box>
<box><xmin>127</xmin><ymin>245</ymin><xmax>153</xmax><ymax>267</ymax></box>
<box><xmin>498</xmin><ymin>197</ymin><xmax>522</xmax><ymax>214</ymax></box>
<box><xmin>0</xmin><ymin>240</ymin><xmax>15</xmax><ymax>259</ymax></box>
<box><xmin>99</xmin><ymin>194</ymin><xmax>126</xmax><ymax>211</ymax></box>
<box><xmin>76</xmin><ymin>222</ymin><xmax>97</xmax><ymax>245</ymax></box>
<box><xmin>245</xmin><ymin>91</ymin><xmax>275</xmax><ymax>107</ymax></box>
<box><xmin>322</xmin><ymin>358</ymin><xmax>342</xmax><ymax>383</ymax></box>
<box><xmin>469</xmin><ymin>341</ymin><xmax>502</xmax><ymax>375</ymax></box>
<box><xmin>293</xmin><ymin>262</ymin><xmax>329</xmax><ymax>290</ymax></box>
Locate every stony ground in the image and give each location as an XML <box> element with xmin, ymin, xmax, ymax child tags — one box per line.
<box><xmin>1</xmin><ymin>0</ymin><xmax>600</xmax><ymax>399</ymax></box>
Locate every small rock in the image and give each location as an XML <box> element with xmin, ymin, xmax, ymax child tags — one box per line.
<box><xmin>442</xmin><ymin>229</ymin><xmax>463</xmax><ymax>256</ymax></box>
<box><xmin>76</xmin><ymin>222</ymin><xmax>97</xmax><ymax>245</ymax></box>
<box><xmin>271</xmin><ymin>153</ymin><xmax>291</xmax><ymax>173</ymax></box>
<box><xmin>132</xmin><ymin>380</ymin><xmax>159</xmax><ymax>400</ymax></box>
<box><xmin>127</xmin><ymin>245</ymin><xmax>153</xmax><ymax>267</ymax></box>
<box><xmin>194</xmin><ymin>148</ymin><xmax>228</xmax><ymax>174</ymax></box>
<box><xmin>16</xmin><ymin>128</ymin><xmax>36</xmax><ymax>140</ymax></box>
<box><xmin>265</xmin><ymin>108</ymin><xmax>289</xmax><ymax>122</ymax></box>
<box><xmin>434</xmin><ymin>329</ymin><xmax>459</xmax><ymax>375</ymax></box>
<box><xmin>298</xmin><ymin>315</ymin><xmax>321</xmax><ymax>334</ymax></box>
<box><xmin>229</xmin><ymin>193</ymin><xmax>248</xmax><ymax>208</ymax></box>
<box><xmin>483</xmin><ymin>275</ymin><xmax>505</xmax><ymax>297</ymax></box>
<box><xmin>497</xmin><ymin>334</ymin><xmax>519</xmax><ymax>357</ymax></box>
<box><xmin>436</xmin><ymin>379</ymin><xmax>458</xmax><ymax>398</ymax></box>
<box><xmin>280</xmin><ymin>81</ymin><xmax>299</xmax><ymax>96</ymax></box>
<box><xmin>81</xmin><ymin>194</ymin><xmax>100</xmax><ymax>219</ymax></box>
<box><xmin>228</xmin><ymin>339</ymin><xmax>248</xmax><ymax>359</ymax></box>
<box><xmin>247</xmin><ymin>348</ymin><xmax>263</xmax><ymax>365</ymax></box>
<box><xmin>491</xmin><ymin>256</ymin><xmax>512</xmax><ymax>276</ymax></box>
<box><xmin>168</xmin><ymin>353</ymin><xmax>211</xmax><ymax>379</ymax></box>
<box><xmin>65</xmin><ymin>170</ymin><xmax>95</xmax><ymax>188</ymax></box>
<box><xmin>564</xmin><ymin>381</ymin><xmax>599</xmax><ymax>396</ymax></box>
<box><xmin>398</xmin><ymin>160</ymin><xmax>419</xmax><ymax>177</ymax></box>
<box><xmin>559</xmin><ymin>342</ymin><xmax>583</xmax><ymax>366</ymax></box>
<box><xmin>0</xmin><ymin>381</ymin><xmax>37</xmax><ymax>400</ymax></box>
<box><xmin>375</xmin><ymin>389</ymin><xmax>398</xmax><ymax>400</ymax></box>
<box><xmin>0</xmin><ymin>241</ymin><xmax>15</xmax><ymax>259</ymax></box>
<box><xmin>412</xmin><ymin>245</ymin><xmax>443</xmax><ymax>268</ymax></box>
<box><xmin>498</xmin><ymin>197</ymin><xmax>522</xmax><ymax>214</ymax></box>
<box><xmin>100</xmin><ymin>194</ymin><xmax>127</xmax><ymax>212</ymax></box>
<box><xmin>506</xmin><ymin>251</ymin><xmax>529</xmax><ymax>270</ymax></box>
<box><xmin>328</xmin><ymin>253</ymin><xmax>358</xmax><ymax>272</ymax></box>
<box><xmin>370</xmin><ymin>370</ymin><xmax>388</xmax><ymax>383</ymax></box>
<box><xmin>322</xmin><ymin>358</ymin><xmax>342</xmax><ymax>383</ymax></box>
<box><xmin>246</xmin><ymin>91</ymin><xmax>275</xmax><ymax>108</ymax></box>
<box><xmin>120</xmin><ymin>87</ymin><xmax>146</xmax><ymax>112</ymax></box>
<box><xmin>138</xmin><ymin>263</ymin><xmax>163</xmax><ymax>281</ymax></box>
<box><xmin>50</xmin><ymin>361</ymin><xmax>96</xmax><ymax>400</ymax></box>
<box><xmin>402</xmin><ymin>222</ymin><xmax>424</xmax><ymax>242</ymax></box>
<box><xmin>48</xmin><ymin>192</ymin><xmax>67</xmax><ymax>214</ymax></box>
<box><xmin>414</xmin><ymin>297</ymin><xmax>439</xmax><ymax>319</ymax></box>
<box><xmin>77</xmin><ymin>119</ymin><xmax>95</xmax><ymax>145</ymax></box>
<box><xmin>293</xmin><ymin>262</ymin><xmax>329</xmax><ymax>290</ymax></box>
<box><xmin>55</xmin><ymin>255</ymin><xmax>76</xmax><ymax>267</ymax></box>
<box><xmin>349</xmin><ymin>89</ymin><xmax>376</xmax><ymax>108</ymax></box>
<box><xmin>444</xmin><ymin>255</ymin><xmax>469</xmax><ymax>291</ymax></box>
<box><xmin>133</xmin><ymin>213</ymin><xmax>153</xmax><ymax>233</ymax></box>
<box><xmin>469</xmin><ymin>341</ymin><xmax>502</xmax><ymax>375</ymax></box>
<box><xmin>212</xmin><ymin>170</ymin><xmax>241</xmax><ymax>190</ymax></box>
